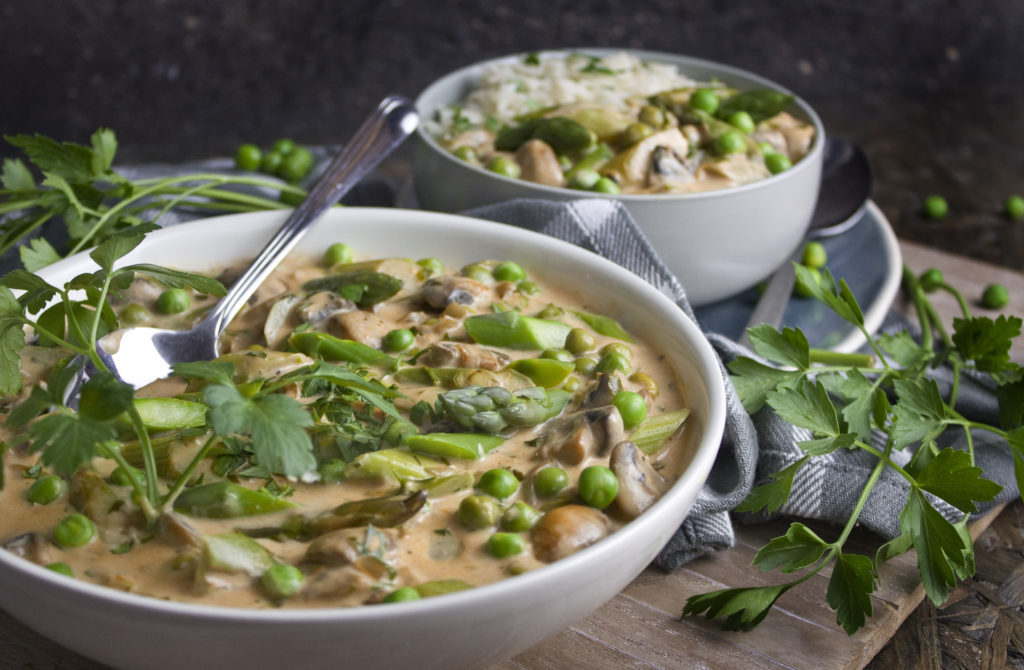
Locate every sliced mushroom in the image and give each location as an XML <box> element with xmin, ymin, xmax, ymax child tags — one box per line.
<box><xmin>647</xmin><ymin>144</ymin><xmax>696</xmax><ymax>191</ymax></box>
<box><xmin>418</xmin><ymin>342</ymin><xmax>511</xmax><ymax>371</ymax></box>
<box><xmin>262</xmin><ymin>294</ymin><xmax>301</xmax><ymax>349</ymax></box>
<box><xmin>305</xmin><ymin>528</ymin><xmax>397</xmax><ymax>567</ymax></box>
<box><xmin>696</xmin><ymin>154</ymin><xmax>770</xmax><ymax>185</ymax></box>
<box><xmin>609</xmin><ymin>441</ymin><xmax>667</xmax><ymax>519</ymax></box>
<box><xmin>157</xmin><ymin>512</ymin><xmax>203</xmax><ymax>548</ymax></box>
<box><xmin>2</xmin><ymin>532</ymin><xmax>45</xmax><ymax>562</ymax></box>
<box><xmin>602</xmin><ymin>128</ymin><xmax>689</xmax><ymax>190</ymax></box>
<box><xmin>420</xmin><ymin>275</ymin><xmax>490</xmax><ymax>310</ymax></box>
<box><xmin>515</xmin><ymin>139</ymin><xmax>566</xmax><ymax>188</ymax></box>
<box><xmin>581</xmin><ymin>373</ymin><xmax>621</xmax><ymax>409</ymax></box>
<box><xmin>297</xmin><ymin>291</ymin><xmax>356</xmax><ymax>327</ymax></box>
<box><xmin>531</xmin><ymin>504</ymin><xmax>609</xmax><ymax>562</ymax></box>
<box><xmin>329</xmin><ymin>309</ymin><xmax>390</xmax><ymax>347</ymax></box>
<box><xmin>539</xmin><ymin>405</ymin><xmax>626</xmax><ymax>465</ymax></box>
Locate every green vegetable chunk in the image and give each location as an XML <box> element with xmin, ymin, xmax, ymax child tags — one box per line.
<box><xmin>630</xmin><ymin>409</ymin><xmax>690</xmax><ymax>454</ymax></box>
<box><xmin>261</xmin><ymin>564</ymin><xmax>304</xmax><ymax>600</ymax></box>
<box><xmin>173</xmin><ymin>481</ymin><xmax>298</xmax><ymax>519</ymax></box>
<box><xmin>234</xmin><ymin>143</ymin><xmax>262</xmax><ymax>171</ymax></box>
<box><xmin>981</xmin><ymin>283</ymin><xmax>1009</xmax><ymax>309</ymax></box>
<box><xmin>477</xmin><ymin>468</ymin><xmax>519</xmax><ymax>499</ymax></box>
<box><xmin>508</xmin><ymin>358</ymin><xmax>574</xmax><ymax>387</ymax></box>
<box><xmin>578</xmin><ymin>465</ymin><xmax>619</xmax><ymax>509</ymax></box>
<box><xmin>53</xmin><ymin>513</ymin><xmax>96</xmax><ymax>548</ymax></box>
<box><xmin>156</xmin><ymin>288</ymin><xmax>190</xmax><ymax>315</ymax></box>
<box><xmin>382</xmin><ymin>586</ymin><xmax>421</xmax><ymax>603</ymax></box>
<box><xmin>501</xmin><ymin>501</ymin><xmax>540</xmax><ymax>532</ymax></box>
<box><xmin>1006</xmin><ymin>194</ymin><xmax>1024</xmax><ymax>220</ymax></box>
<box><xmin>45</xmin><ymin>562</ymin><xmax>74</xmax><ymax>577</ymax></box>
<box><xmin>572</xmin><ymin>310</ymin><xmax>633</xmax><ymax>342</ymax></box>
<box><xmin>301</xmin><ymin>270</ymin><xmax>403</xmax><ymax>308</ymax></box>
<box><xmin>923</xmin><ymin>194</ymin><xmax>948</xmax><ymax>220</ymax></box>
<box><xmin>289</xmin><ymin>331</ymin><xmax>396</xmax><ymax>368</ymax></box>
<box><xmin>324</xmin><ymin>242</ymin><xmax>354</xmax><ymax>266</ymax></box>
<box><xmin>486</xmin><ymin>532</ymin><xmax>524</xmax><ymax>558</ymax></box>
<box><xmin>414</xmin><ymin>579</ymin><xmax>474</xmax><ymax>598</ymax></box>
<box><xmin>457</xmin><ymin>494</ymin><xmax>501</xmax><ymax>530</ymax></box>
<box><xmin>405</xmin><ymin>432</ymin><xmax>505</xmax><ymax>459</ymax></box>
<box><xmin>202</xmin><ymin>532</ymin><xmax>276</xmax><ymax>576</ymax></box>
<box><xmin>132</xmin><ymin>397</ymin><xmax>207</xmax><ymax>430</ymax></box>
<box><xmin>26</xmin><ymin>474</ymin><xmax>65</xmax><ymax>505</ymax></box>
<box><xmin>612</xmin><ymin>390</ymin><xmax>647</xmax><ymax>429</ymax></box>
<box><xmin>465</xmin><ymin>311</ymin><xmax>571</xmax><ymax>350</ymax></box>
<box><xmin>533</xmin><ymin>466</ymin><xmax>569</xmax><ymax>498</ymax></box>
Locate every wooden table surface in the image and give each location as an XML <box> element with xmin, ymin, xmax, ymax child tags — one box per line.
<box><xmin>2</xmin><ymin>239</ymin><xmax>1022</xmax><ymax>670</ymax></box>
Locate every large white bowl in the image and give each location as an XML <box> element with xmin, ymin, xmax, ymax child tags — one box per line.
<box><xmin>0</xmin><ymin>208</ymin><xmax>726</xmax><ymax>670</ymax></box>
<box><xmin>413</xmin><ymin>49</ymin><xmax>825</xmax><ymax>306</ymax></box>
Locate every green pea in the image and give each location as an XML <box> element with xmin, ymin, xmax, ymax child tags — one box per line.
<box><xmin>261</xmin><ymin>563</ymin><xmax>304</xmax><ymax>600</ymax></box>
<box><xmin>488</xmin><ymin>156</ymin><xmax>521</xmax><ymax>179</ymax></box>
<box><xmin>493</xmin><ymin>261</ymin><xmax>526</xmax><ymax>282</ymax></box>
<box><xmin>569</xmin><ymin>168</ymin><xmax>601</xmax><ymax>190</ymax></box>
<box><xmin>26</xmin><ymin>474</ymin><xmax>65</xmax><ymax>505</ymax></box>
<box><xmin>53</xmin><ymin>513</ymin><xmax>96</xmax><ymax>548</ymax></box>
<box><xmin>757</xmin><ymin>141</ymin><xmax>776</xmax><ymax>155</ymax></box>
<box><xmin>764</xmin><ymin>152</ymin><xmax>792</xmax><ymax>174</ymax></box>
<box><xmin>383</xmin><ymin>328</ymin><xmax>415</xmax><ymax>352</ymax></box>
<box><xmin>452</xmin><ymin>146</ymin><xmax>477</xmax><ymax>162</ymax></box>
<box><xmin>457</xmin><ymin>495</ymin><xmax>501</xmax><ymax>530</ymax></box>
<box><xmin>918</xmin><ymin>268</ymin><xmax>944</xmax><ymax>292</ymax></box>
<box><xmin>715</xmin><ymin>130</ymin><xmax>746</xmax><ymax>155</ymax></box>
<box><xmin>592</xmin><ymin>177</ymin><xmax>621</xmax><ymax>194</ymax></box>
<box><xmin>689</xmin><ymin>88</ymin><xmax>719</xmax><ymax>114</ymax></box>
<box><xmin>416</xmin><ymin>257</ymin><xmax>444</xmax><ymax>276</ymax></box>
<box><xmin>271</xmin><ymin>138</ymin><xmax>296</xmax><ymax>155</ymax></box>
<box><xmin>382</xmin><ymin>586</ymin><xmax>421</xmax><ymax>603</ymax></box>
<box><xmin>794</xmin><ymin>266</ymin><xmax>822</xmax><ymax>298</ymax></box>
<box><xmin>234</xmin><ymin>143</ymin><xmax>262</xmax><ymax>171</ymax></box>
<box><xmin>517</xmin><ymin>280</ymin><xmax>541</xmax><ymax>295</ymax></box>
<box><xmin>324</xmin><ymin>242</ymin><xmax>354</xmax><ymax>266</ymax></box>
<box><xmin>486</xmin><ymin>532</ymin><xmax>524</xmax><ymax>558</ymax></box>
<box><xmin>462</xmin><ymin>263</ymin><xmax>493</xmax><ymax>283</ymax></box>
<box><xmin>565</xmin><ymin>327</ymin><xmax>596</xmax><ymax>354</ymax></box>
<box><xmin>45</xmin><ymin>562</ymin><xmax>74</xmax><ymax>577</ymax></box>
<box><xmin>501</xmin><ymin>501</ymin><xmax>540</xmax><ymax>532</ymax></box>
<box><xmin>801</xmin><ymin>241</ymin><xmax>827</xmax><ymax>269</ymax></box>
<box><xmin>120</xmin><ymin>303</ymin><xmax>149</xmax><ymax>325</ymax></box>
<box><xmin>533</xmin><ymin>466</ymin><xmax>569</xmax><ymax>498</ymax></box>
<box><xmin>574</xmin><ymin>357</ymin><xmax>597</xmax><ymax>375</ymax></box>
<box><xmin>638</xmin><ymin>105</ymin><xmax>666</xmax><ymax>127</ymax></box>
<box><xmin>476</xmin><ymin>468</ymin><xmax>519</xmax><ymax>499</ymax></box>
<box><xmin>279</xmin><ymin>146</ymin><xmax>314</xmax><ymax>183</ymax></box>
<box><xmin>1005</xmin><ymin>194</ymin><xmax>1024</xmax><ymax>220</ymax></box>
<box><xmin>260</xmin><ymin>150</ymin><xmax>284</xmax><ymax>174</ymax></box>
<box><xmin>622</xmin><ymin>122</ymin><xmax>654</xmax><ymax>147</ymax></box>
<box><xmin>562</xmin><ymin>376</ymin><xmax>581</xmax><ymax>393</ymax></box>
<box><xmin>923</xmin><ymin>194</ymin><xmax>948</xmax><ymax>220</ymax></box>
<box><xmin>156</xmin><ymin>288</ymin><xmax>190</xmax><ymax>315</ymax></box>
<box><xmin>728</xmin><ymin>110</ymin><xmax>755</xmax><ymax>134</ymax></box>
<box><xmin>612</xmin><ymin>390</ymin><xmax>648</xmax><ymax>429</ymax></box>
<box><xmin>595</xmin><ymin>351</ymin><xmax>630</xmax><ymax>375</ymax></box>
<box><xmin>981</xmin><ymin>283</ymin><xmax>1009</xmax><ymax>309</ymax></box>
<box><xmin>578</xmin><ymin>465</ymin><xmax>619</xmax><ymax>509</ymax></box>
<box><xmin>600</xmin><ymin>342</ymin><xmax>632</xmax><ymax>360</ymax></box>
<box><xmin>541</xmin><ymin>348</ymin><xmax>574</xmax><ymax>363</ymax></box>
<box><xmin>536</xmin><ymin>303</ymin><xmax>563</xmax><ymax>319</ymax></box>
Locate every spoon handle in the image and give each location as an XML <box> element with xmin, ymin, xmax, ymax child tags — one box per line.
<box><xmin>204</xmin><ymin>95</ymin><xmax>419</xmax><ymax>335</ymax></box>
<box><xmin>736</xmin><ymin>247</ymin><xmax>801</xmax><ymax>348</ymax></box>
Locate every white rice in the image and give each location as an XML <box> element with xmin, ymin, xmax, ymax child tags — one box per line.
<box><xmin>432</xmin><ymin>51</ymin><xmax>703</xmax><ymax>135</ymax></box>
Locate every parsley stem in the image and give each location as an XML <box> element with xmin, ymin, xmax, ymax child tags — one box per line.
<box><xmin>936</xmin><ymin>281</ymin><xmax>972</xmax><ymax>319</ymax></box>
<box><xmin>808</xmin><ymin>349</ymin><xmax>875</xmax><ymax>368</ymax></box>
<box><xmin>903</xmin><ymin>266</ymin><xmax>934</xmax><ymax>353</ymax></box>
<box><xmin>834</xmin><ymin>440</ymin><xmax>894</xmax><ymax>548</ymax></box>
<box><xmin>98</xmin><ymin>441</ymin><xmax>159</xmax><ymax>523</ymax></box>
<box><xmin>124</xmin><ymin>404</ymin><xmax>161</xmax><ymax>508</ymax></box>
<box><xmin>159</xmin><ymin>432</ymin><xmax>217</xmax><ymax>515</ymax></box>
<box><xmin>0</xmin><ymin>198</ymin><xmax>43</xmax><ymax>215</ymax></box>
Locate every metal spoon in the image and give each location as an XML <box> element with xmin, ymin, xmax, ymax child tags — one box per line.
<box><xmin>72</xmin><ymin>95</ymin><xmax>418</xmax><ymax>395</ymax></box>
<box><xmin>736</xmin><ymin>137</ymin><xmax>873</xmax><ymax>347</ymax></box>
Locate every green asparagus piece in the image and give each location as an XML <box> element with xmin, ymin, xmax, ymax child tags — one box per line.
<box><xmin>173</xmin><ymin>481</ymin><xmax>298</xmax><ymax>519</ymax></box>
<box><xmin>202</xmin><ymin>532</ymin><xmax>276</xmax><ymax>576</ymax></box>
<box><xmin>290</xmin><ymin>331</ymin><xmax>396</xmax><ymax>369</ymax></box>
<box><xmin>301</xmin><ymin>270</ymin><xmax>403</xmax><ymax>308</ymax></box>
<box><xmin>630</xmin><ymin>409</ymin><xmax>691</xmax><ymax>454</ymax></box>
<box><xmin>508</xmin><ymin>358</ymin><xmax>574</xmax><ymax>387</ymax></box>
<box><xmin>571</xmin><ymin>310</ymin><xmax>633</xmax><ymax>342</ymax></box>
<box><xmin>434</xmin><ymin>385</ymin><xmax>571</xmax><ymax>434</ymax></box>
<box><xmin>344</xmin><ymin>448</ymin><xmax>447</xmax><ymax>483</ymax></box>
<box><xmin>132</xmin><ymin>397</ymin><xmax>208</xmax><ymax>431</ymax></box>
<box><xmin>394</xmin><ymin>366</ymin><xmax>533</xmax><ymax>390</ymax></box>
<box><xmin>465</xmin><ymin>311</ymin><xmax>571</xmax><ymax>350</ymax></box>
<box><xmin>404</xmin><ymin>432</ymin><xmax>505</xmax><ymax>459</ymax></box>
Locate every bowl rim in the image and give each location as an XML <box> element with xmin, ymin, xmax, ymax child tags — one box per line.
<box><xmin>414</xmin><ymin>47</ymin><xmax>826</xmax><ymax>202</ymax></box>
<box><xmin>0</xmin><ymin>207</ymin><xmax>727</xmax><ymax>624</ymax></box>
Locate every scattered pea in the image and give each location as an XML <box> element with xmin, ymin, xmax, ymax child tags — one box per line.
<box><xmin>261</xmin><ymin>563</ymin><xmax>304</xmax><ymax>600</ymax></box>
<box><xmin>764</xmin><ymin>152</ymin><xmax>792</xmax><ymax>174</ymax></box>
<box><xmin>638</xmin><ymin>104</ymin><xmax>666</xmax><ymax>127</ymax></box>
<box><xmin>578</xmin><ymin>466</ymin><xmax>619</xmax><ymax>510</ymax></box>
<box><xmin>45</xmin><ymin>562</ymin><xmax>74</xmax><ymax>577</ymax></box>
<box><xmin>595</xmin><ymin>351</ymin><xmax>630</xmax><ymax>375</ymax></box>
<box><xmin>501</xmin><ymin>502</ymin><xmax>540</xmax><ymax>532</ymax></box>
<box><xmin>462</xmin><ymin>263</ymin><xmax>493</xmax><ymax>283</ymax></box>
<box><xmin>981</xmin><ymin>283</ymin><xmax>1009</xmax><ymax>309</ymax></box>
<box><xmin>612</xmin><ymin>390</ymin><xmax>647</xmax><ymax>429</ymax></box>
<box><xmin>541</xmin><ymin>348</ymin><xmax>574</xmax><ymax>363</ymax></box>
<box><xmin>600</xmin><ymin>342</ymin><xmax>632</xmax><ymax>360</ymax></box>
<box><xmin>562</xmin><ymin>376</ymin><xmax>581</xmax><ymax>393</ymax></box>
<box><xmin>120</xmin><ymin>303</ymin><xmax>149</xmax><ymax>325</ymax></box>
<box><xmin>533</xmin><ymin>466</ymin><xmax>569</xmax><ymax>498</ymax></box>
<box><xmin>536</xmin><ymin>304</ymin><xmax>564</xmax><ymax>319</ymax></box>
<box><xmin>689</xmin><ymin>88</ymin><xmax>719</xmax><ymax>114</ymax></box>
<box><xmin>517</xmin><ymin>280</ymin><xmax>541</xmax><ymax>295</ymax></box>
<box><xmin>26</xmin><ymin>474</ymin><xmax>65</xmax><ymax>505</ymax></box>
<box><xmin>234</xmin><ymin>143</ymin><xmax>262</xmax><ymax>171</ymax></box>
<box><xmin>801</xmin><ymin>241</ymin><xmax>827</xmax><ymax>269</ymax></box>
<box><xmin>592</xmin><ymin>177</ymin><xmax>621</xmax><ymax>194</ymax></box>
<box><xmin>476</xmin><ymin>468</ymin><xmax>519</xmax><ymax>499</ymax></box>
<box><xmin>918</xmin><ymin>268</ymin><xmax>944</xmax><ymax>292</ymax></box>
<box><xmin>457</xmin><ymin>495</ymin><xmax>501</xmax><ymax>530</ymax></box>
<box><xmin>279</xmin><ymin>146</ymin><xmax>314</xmax><ymax>183</ymax></box>
<box><xmin>260</xmin><ymin>150</ymin><xmax>284</xmax><ymax>174</ymax></box>
<box><xmin>622</xmin><ymin>122</ymin><xmax>654</xmax><ymax>146</ymax></box>
<box><xmin>715</xmin><ymin>130</ymin><xmax>746</xmax><ymax>155</ymax></box>
<box><xmin>383</xmin><ymin>328</ymin><xmax>415</xmax><ymax>352</ymax></box>
<box><xmin>270</xmin><ymin>138</ymin><xmax>296</xmax><ymax>155</ymax></box>
<box><xmin>452</xmin><ymin>145</ymin><xmax>477</xmax><ymax>162</ymax></box>
<box><xmin>486</xmin><ymin>532</ymin><xmax>524</xmax><ymax>559</ymax></box>
<box><xmin>728</xmin><ymin>110</ymin><xmax>755</xmax><ymax>134</ymax></box>
<box><xmin>573</xmin><ymin>357</ymin><xmax>597</xmax><ymax>375</ymax></box>
<box><xmin>794</xmin><ymin>266</ymin><xmax>822</xmax><ymax>298</ymax></box>
<box><xmin>569</xmin><ymin>168</ymin><xmax>601</xmax><ymax>190</ymax></box>
<box><xmin>156</xmin><ymin>288</ymin><xmax>190</xmax><ymax>315</ymax></box>
<box><xmin>53</xmin><ymin>513</ymin><xmax>96</xmax><ymax>548</ymax></box>
<box><xmin>1005</xmin><ymin>195</ymin><xmax>1024</xmax><ymax>220</ymax></box>
<box><xmin>923</xmin><ymin>194</ymin><xmax>948</xmax><ymax>220</ymax></box>
<box><xmin>565</xmin><ymin>328</ymin><xmax>596</xmax><ymax>354</ymax></box>
<box><xmin>488</xmin><ymin>156</ymin><xmax>521</xmax><ymax>179</ymax></box>
<box><xmin>318</xmin><ymin>459</ymin><xmax>347</xmax><ymax>484</ymax></box>
<box><xmin>324</xmin><ymin>242</ymin><xmax>354</xmax><ymax>266</ymax></box>
<box><xmin>416</xmin><ymin>257</ymin><xmax>444</xmax><ymax>276</ymax></box>
<box><xmin>382</xmin><ymin>586</ymin><xmax>421</xmax><ymax>603</ymax></box>
<box><xmin>493</xmin><ymin>261</ymin><xmax>526</xmax><ymax>282</ymax></box>
<box><xmin>757</xmin><ymin>141</ymin><xmax>775</xmax><ymax>155</ymax></box>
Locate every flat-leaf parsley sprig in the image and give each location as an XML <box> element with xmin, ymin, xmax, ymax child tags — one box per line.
<box><xmin>683</xmin><ymin>264</ymin><xmax>1023</xmax><ymax>635</ymax></box>
<box><xmin>1</xmin><ymin>129</ymin><xmax>305</xmax><ymax>270</ymax></box>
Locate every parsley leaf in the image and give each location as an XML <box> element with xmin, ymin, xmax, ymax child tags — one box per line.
<box><xmin>19</xmin><ymin>238</ymin><xmax>62</xmax><ymax>272</ymax></box>
<box><xmin>727</xmin><ymin>356</ymin><xmax>799</xmax><ymax>414</ymax></box>
<box><xmin>748</xmin><ymin>324</ymin><xmax>809</xmax><ymax>369</ymax></box>
<box><xmin>1</xmin><ymin>158</ymin><xmax>35</xmax><ymax>191</ymax></box>
<box><xmin>827</xmin><ymin>552</ymin><xmax>875</xmax><ymax>634</ymax></box>
<box><xmin>752</xmin><ymin>522</ymin><xmax>828</xmax><ymax>573</ymax></box>
<box><xmin>914</xmin><ymin>447</ymin><xmax>1002</xmax><ymax>513</ymax></box>
<box><xmin>682</xmin><ymin>583</ymin><xmax>795</xmax><ymax>631</ymax></box>
<box><xmin>735</xmin><ymin>457</ymin><xmax>807</xmax><ymax>514</ymax></box>
<box><xmin>952</xmin><ymin>315</ymin><xmax>1021</xmax><ymax>375</ymax></box>
<box><xmin>900</xmin><ymin>488</ymin><xmax>972</xmax><ymax>606</ymax></box>
<box><xmin>766</xmin><ymin>377</ymin><xmax>845</xmax><ymax>437</ymax></box>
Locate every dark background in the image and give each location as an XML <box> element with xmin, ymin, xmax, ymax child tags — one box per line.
<box><xmin>2</xmin><ymin>0</ymin><xmax>1023</xmax><ymax>268</ymax></box>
